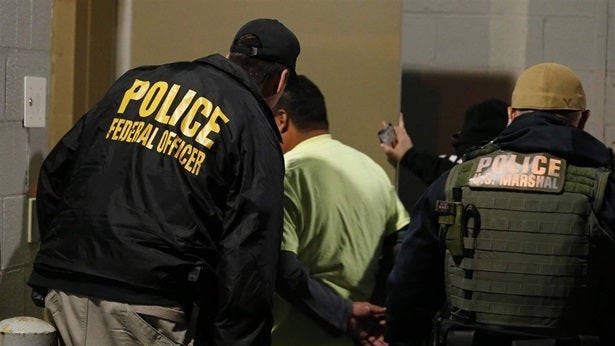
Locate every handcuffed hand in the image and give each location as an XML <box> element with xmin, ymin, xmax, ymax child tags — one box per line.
<box><xmin>347</xmin><ymin>301</ymin><xmax>388</xmax><ymax>346</ymax></box>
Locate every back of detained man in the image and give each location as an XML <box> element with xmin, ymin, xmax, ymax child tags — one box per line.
<box><xmin>272</xmin><ymin>75</ymin><xmax>410</xmax><ymax>346</ymax></box>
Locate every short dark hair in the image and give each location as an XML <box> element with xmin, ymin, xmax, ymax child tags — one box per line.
<box><xmin>274</xmin><ymin>75</ymin><xmax>328</xmax><ymax>131</ymax></box>
<box><xmin>228</xmin><ymin>33</ymin><xmax>287</xmax><ymax>94</ymax></box>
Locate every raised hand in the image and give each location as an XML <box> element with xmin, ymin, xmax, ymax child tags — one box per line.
<box><xmin>379</xmin><ymin>113</ymin><xmax>413</xmax><ymax>165</ymax></box>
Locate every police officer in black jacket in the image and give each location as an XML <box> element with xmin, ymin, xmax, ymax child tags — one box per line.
<box><xmin>385</xmin><ymin>63</ymin><xmax>615</xmax><ymax>346</ymax></box>
<box><xmin>28</xmin><ymin>18</ymin><xmax>300</xmax><ymax>346</ymax></box>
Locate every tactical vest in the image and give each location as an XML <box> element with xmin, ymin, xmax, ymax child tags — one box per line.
<box><xmin>437</xmin><ymin>145</ymin><xmax>610</xmax><ymax>335</ymax></box>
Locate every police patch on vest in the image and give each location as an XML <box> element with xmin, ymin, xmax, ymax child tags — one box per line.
<box><xmin>468</xmin><ymin>151</ymin><xmax>566</xmax><ymax>193</ymax></box>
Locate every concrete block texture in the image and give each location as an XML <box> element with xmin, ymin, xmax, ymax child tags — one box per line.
<box><xmin>435</xmin><ymin>16</ymin><xmax>491</xmax><ymax>67</ymax></box>
<box><xmin>1</xmin><ymin>195</ymin><xmax>29</xmax><ymax>270</ymax></box>
<box><xmin>605</xmin><ymin>124</ymin><xmax>615</xmax><ymax>149</ymax></box>
<box><xmin>404</xmin><ymin>0</ymin><xmax>602</xmax><ymax>17</ymax></box>
<box><xmin>404</xmin><ymin>0</ymin><xmax>493</xmax><ymax>14</ymax></box>
<box><xmin>0</xmin><ymin>265</ymin><xmax>44</xmax><ymax>320</ymax></box>
<box><xmin>526</xmin><ymin>0</ymin><xmax>605</xmax><ymax>17</ymax></box>
<box><xmin>400</xmin><ymin>0</ymin><xmax>613</xmax><ymax>149</ymax></box>
<box><xmin>0</xmin><ymin>48</ymin><xmax>6</xmax><ymax>120</ymax></box>
<box><xmin>0</xmin><ymin>0</ymin><xmax>52</xmax><ymax>50</ymax></box>
<box><xmin>0</xmin><ymin>0</ymin><xmax>19</xmax><ymax>48</ymax></box>
<box><xmin>0</xmin><ymin>122</ymin><xmax>29</xmax><ymax>196</ymax></box>
<box><xmin>401</xmin><ymin>14</ymin><xmax>436</xmax><ymax>66</ymax></box>
<box><xmin>604</xmin><ymin>72</ymin><xmax>615</xmax><ymax>126</ymax></box>
<box><xmin>31</xmin><ymin>0</ymin><xmax>53</xmax><ymax>51</ymax></box>
<box><xmin>5</xmin><ymin>49</ymin><xmax>50</xmax><ymax>122</ymax></box>
<box><xmin>0</xmin><ymin>267</ymin><xmax>26</xmax><ymax>320</ymax></box>
<box><xmin>544</xmin><ymin>17</ymin><xmax>603</xmax><ymax>70</ymax></box>
<box><xmin>578</xmin><ymin>70</ymin><xmax>606</xmax><ymax>139</ymax></box>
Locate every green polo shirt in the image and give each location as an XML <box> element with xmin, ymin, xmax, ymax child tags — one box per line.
<box><xmin>272</xmin><ymin>134</ymin><xmax>410</xmax><ymax>346</ymax></box>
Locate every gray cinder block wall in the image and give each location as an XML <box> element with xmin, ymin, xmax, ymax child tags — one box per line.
<box><xmin>401</xmin><ymin>0</ymin><xmax>614</xmax><ymax>150</ymax></box>
<box><xmin>1</xmin><ymin>0</ymin><xmax>615</xmax><ymax>321</ymax></box>
<box><xmin>397</xmin><ymin>0</ymin><xmax>615</xmax><ymax>208</ymax></box>
<box><xmin>0</xmin><ymin>0</ymin><xmax>52</xmax><ymax>319</ymax></box>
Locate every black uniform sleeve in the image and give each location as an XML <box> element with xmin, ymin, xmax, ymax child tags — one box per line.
<box><xmin>276</xmin><ymin>250</ymin><xmax>352</xmax><ymax>334</ymax></box>
<box><xmin>36</xmin><ymin>117</ymin><xmax>86</xmax><ymax>238</ymax></box>
<box><xmin>596</xmin><ymin>175</ymin><xmax>615</xmax><ymax>342</ymax></box>
<box><xmin>399</xmin><ymin>148</ymin><xmax>456</xmax><ymax>185</ymax></box>
<box><xmin>209</xmin><ymin>111</ymin><xmax>285</xmax><ymax>346</ymax></box>
<box><xmin>385</xmin><ymin>174</ymin><xmax>448</xmax><ymax>345</ymax></box>
<box><xmin>371</xmin><ymin>228</ymin><xmax>408</xmax><ymax>305</ymax></box>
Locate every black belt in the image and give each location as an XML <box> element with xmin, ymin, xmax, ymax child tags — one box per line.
<box><xmin>445</xmin><ymin>329</ymin><xmax>600</xmax><ymax>346</ymax></box>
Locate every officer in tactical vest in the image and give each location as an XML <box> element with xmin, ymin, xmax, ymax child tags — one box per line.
<box><xmin>385</xmin><ymin>62</ymin><xmax>615</xmax><ymax>346</ymax></box>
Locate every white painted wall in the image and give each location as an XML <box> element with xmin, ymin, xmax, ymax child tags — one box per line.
<box><xmin>0</xmin><ymin>0</ymin><xmax>51</xmax><ymax>320</ymax></box>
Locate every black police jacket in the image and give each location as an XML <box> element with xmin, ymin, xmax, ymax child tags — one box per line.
<box><xmin>385</xmin><ymin>112</ymin><xmax>615</xmax><ymax>345</ymax></box>
<box><xmin>28</xmin><ymin>54</ymin><xmax>284</xmax><ymax>345</ymax></box>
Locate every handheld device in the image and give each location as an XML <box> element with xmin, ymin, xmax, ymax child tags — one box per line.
<box><xmin>378</xmin><ymin>124</ymin><xmax>397</xmax><ymax>146</ymax></box>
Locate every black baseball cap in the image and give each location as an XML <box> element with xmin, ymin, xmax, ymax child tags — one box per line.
<box><xmin>230</xmin><ymin>18</ymin><xmax>300</xmax><ymax>71</ymax></box>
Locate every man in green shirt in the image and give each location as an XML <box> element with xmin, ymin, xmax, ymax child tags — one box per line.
<box><xmin>271</xmin><ymin>75</ymin><xmax>410</xmax><ymax>346</ymax></box>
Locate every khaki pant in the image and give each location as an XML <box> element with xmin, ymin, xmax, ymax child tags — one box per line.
<box><xmin>45</xmin><ymin>289</ymin><xmax>193</xmax><ymax>346</ymax></box>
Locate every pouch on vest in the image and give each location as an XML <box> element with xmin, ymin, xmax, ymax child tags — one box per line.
<box><xmin>436</xmin><ymin>199</ymin><xmax>464</xmax><ymax>261</ymax></box>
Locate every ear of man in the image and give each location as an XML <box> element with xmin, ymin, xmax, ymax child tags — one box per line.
<box><xmin>577</xmin><ymin>110</ymin><xmax>590</xmax><ymax>130</ymax></box>
<box><xmin>263</xmin><ymin>69</ymin><xmax>290</xmax><ymax>109</ymax></box>
<box><xmin>275</xmin><ymin>108</ymin><xmax>289</xmax><ymax>134</ymax></box>
<box><xmin>262</xmin><ymin>69</ymin><xmax>290</xmax><ymax>98</ymax></box>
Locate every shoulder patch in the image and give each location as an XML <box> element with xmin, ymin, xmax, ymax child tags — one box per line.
<box><xmin>468</xmin><ymin>151</ymin><xmax>566</xmax><ymax>193</ymax></box>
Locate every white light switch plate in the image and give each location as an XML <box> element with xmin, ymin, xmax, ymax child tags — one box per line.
<box><xmin>24</xmin><ymin>76</ymin><xmax>47</xmax><ymax>128</ymax></box>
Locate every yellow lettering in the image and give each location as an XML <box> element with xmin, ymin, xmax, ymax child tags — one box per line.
<box><xmin>190</xmin><ymin>151</ymin><xmax>206</xmax><ymax>175</ymax></box>
<box><xmin>185</xmin><ymin>147</ymin><xmax>201</xmax><ymax>171</ymax></box>
<box><xmin>107</xmin><ymin>118</ymin><xmax>121</xmax><ymax>139</ymax></box>
<box><xmin>195</xmin><ymin>106</ymin><xmax>230</xmax><ymax>148</ymax></box>
<box><xmin>167</xmin><ymin>136</ymin><xmax>183</xmax><ymax>155</ymax></box>
<box><xmin>127</xmin><ymin>121</ymin><xmax>144</xmax><ymax>142</ymax></box>
<box><xmin>178</xmin><ymin>144</ymin><xmax>192</xmax><ymax>165</ymax></box>
<box><xmin>157</xmin><ymin>130</ymin><xmax>169</xmax><ymax>152</ymax></box>
<box><xmin>174</xmin><ymin>140</ymin><xmax>187</xmax><ymax>159</ymax></box>
<box><xmin>118</xmin><ymin>119</ymin><xmax>135</xmax><ymax>141</ymax></box>
<box><xmin>180</xmin><ymin>97</ymin><xmax>213</xmax><ymax>137</ymax></box>
<box><xmin>118</xmin><ymin>79</ymin><xmax>149</xmax><ymax>114</ymax></box>
<box><xmin>145</xmin><ymin>127</ymin><xmax>158</xmax><ymax>149</ymax></box>
<box><xmin>136</xmin><ymin>123</ymin><xmax>153</xmax><ymax>146</ymax></box>
<box><xmin>111</xmin><ymin>118</ymin><xmax>126</xmax><ymax>140</ymax></box>
<box><xmin>163</xmin><ymin>131</ymin><xmax>177</xmax><ymax>153</ymax></box>
<box><xmin>168</xmin><ymin>90</ymin><xmax>197</xmax><ymax>126</ymax></box>
<box><xmin>154</xmin><ymin>84</ymin><xmax>181</xmax><ymax>124</ymax></box>
<box><xmin>139</xmin><ymin>81</ymin><xmax>168</xmax><ymax>117</ymax></box>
